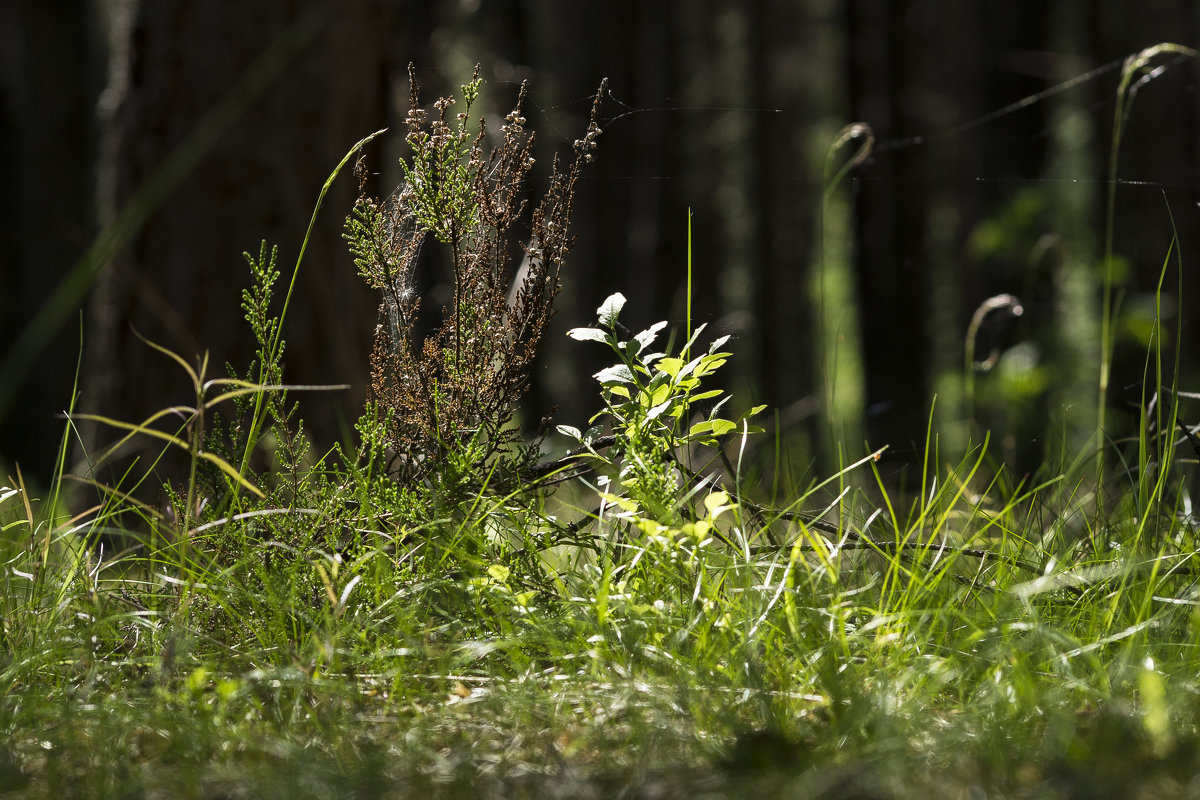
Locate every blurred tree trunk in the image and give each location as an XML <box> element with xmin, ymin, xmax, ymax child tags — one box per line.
<box><xmin>1045</xmin><ymin>0</ymin><xmax>1101</xmax><ymax>469</ymax></box>
<box><xmin>849</xmin><ymin>0</ymin><xmax>927</xmax><ymax>460</ymax></box>
<box><xmin>0</xmin><ymin>0</ymin><xmax>101</xmax><ymax>483</ymax></box>
<box><xmin>82</xmin><ymin>0</ymin><xmax>428</xmax><ymax>484</ymax></box>
<box><xmin>809</xmin><ymin>0</ymin><xmax>864</xmax><ymax>469</ymax></box>
<box><xmin>919</xmin><ymin>5</ymin><xmax>981</xmax><ymax>459</ymax></box>
<box><xmin>513</xmin><ymin>0</ymin><xmax>687</xmax><ymax>433</ymax></box>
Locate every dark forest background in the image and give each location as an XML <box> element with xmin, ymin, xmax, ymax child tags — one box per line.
<box><xmin>2</xmin><ymin>1</ymin><xmax>1198</xmax><ymax>495</ymax></box>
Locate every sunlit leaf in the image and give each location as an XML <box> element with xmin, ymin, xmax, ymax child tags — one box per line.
<box><xmin>607</xmin><ymin>385</ymin><xmax>631</xmax><ymax>399</ymax></box>
<box><xmin>703</xmin><ymin>490</ymin><xmax>732</xmax><ymax>517</ymax></box>
<box><xmin>567</xmin><ymin>327</ymin><xmax>609</xmax><ymax>343</ymax></box>
<box><xmin>688</xmin><ymin>419</ymin><xmax>727</xmax><ymax>438</ymax></box>
<box><xmin>656</xmin><ymin>357</ymin><xmax>684</xmax><ymax>377</ymax></box>
<box><xmin>707</xmin><ymin>419</ymin><xmax>738</xmax><ymax>436</ymax></box>
<box><xmin>595</xmin><ymin>364</ymin><xmax>634</xmax><ymax>384</ymax></box>
<box><xmin>597</xmin><ymin>293</ymin><xmax>626</xmax><ymax>327</ymax></box>
<box><xmin>694</xmin><ymin>357</ymin><xmax>728</xmax><ymax>377</ymax></box>
<box><xmin>634</xmin><ymin>321</ymin><xmax>668</xmax><ymax>352</ymax></box>
<box><xmin>648</xmin><ymin>382</ymin><xmax>672</xmax><ymax>407</ymax></box>
<box><xmin>645</xmin><ymin>400</ymin><xmax>673</xmax><ymax>421</ymax></box>
<box><xmin>680</xmin><ymin>323</ymin><xmax>708</xmax><ymax>355</ymax></box>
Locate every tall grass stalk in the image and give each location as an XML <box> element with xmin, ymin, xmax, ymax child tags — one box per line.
<box><xmin>813</xmin><ymin>123</ymin><xmax>873</xmax><ymax>471</ymax></box>
<box><xmin>233</xmin><ymin>128</ymin><xmax>386</xmax><ymax>495</ymax></box>
<box><xmin>1097</xmin><ymin>43</ymin><xmax>1196</xmax><ymax>488</ymax></box>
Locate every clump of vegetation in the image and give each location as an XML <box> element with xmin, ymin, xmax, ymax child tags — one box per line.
<box><xmin>345</xmin><ymin>65</ymin><xmax>604</xmax><ymax>494</ymax></box>
<box><xmin>559</xmin><ymin>290</ymin><xmax>762</xmax><ymax>527</ymax></box>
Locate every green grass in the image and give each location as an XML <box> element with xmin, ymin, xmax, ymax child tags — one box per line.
<box><xmin>5</xmin><ymin>278</ymin><xmax>1200</xmax><ymax>800</ymax></box>
<box><xmin>6</xmin><ymin>389</ymin><xmax>1200</xmax><ymax>798</ymax></box>
<box><xmin>5</xmin><ymin>60</ymin><xmax>1200</xmax><ymax>799</ymax></box>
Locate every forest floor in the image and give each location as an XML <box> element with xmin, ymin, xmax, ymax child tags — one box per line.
<box><xmin>5</xmin><ymin>311</ymin><xmax>1200</xmax><ymax>798</ymax></box>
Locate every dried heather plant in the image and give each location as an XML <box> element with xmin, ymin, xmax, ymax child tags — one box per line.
<box><xmin>344</xmin><ymin>64</ymin><xmax>605</xmax><ymax>489</ymax></box>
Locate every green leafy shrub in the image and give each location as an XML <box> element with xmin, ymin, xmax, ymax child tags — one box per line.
<box><xmin>560</xmin><ymin>291</ymin><xmax>763</xmax><ymax>529</ymax></box>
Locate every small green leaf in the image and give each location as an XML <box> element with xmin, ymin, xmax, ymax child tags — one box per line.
<box><xmin>557</xmin><ymin>424</ymin><xmax>583</xmax><ymax>441</ymax></box>
<box><xmin>597</xmin><ymin>293</ymin><xmax>627</xmax><ymax>327</ymax></box>
<box><xmin>647</xmin><ymin>382</ymin><xmax>672</xmax><ymax>407</ymax></box>
<box><xmin>607</xmin><ymin>385</ymin><xmax>631</xmax><ymax>400</ymax></box>
<box><xmin>707</xmin><ymin>419</ymin><xmax>738</xmax><ymax>437</ymax></box>
<box><xmin>694</xmin><ymin>357</ymin><xmax>728</xmax><ymax>377</ymax></box>
<box><xmin>595</xmin><ymin>364</ymin><xmax>634</xmax><ymax>384</ymax></box>
<box><xmin>670</xmin><ymin>354</ymin><xmax>705</xmax><ymax>380</ymax></box>
<box><xmin>656</xmin><ymin>357</ymin><xmax>684</xmax><ymax>377</ymax></box>
<box><xmin>634</xmin><ymin>321</ymin><xmax>668</xmax><ymax>352</ymax></box>
<box><xmin>567</xmin><ymin>327</ymin><xmax>609</xmax><ymax>343</ymax></box>
<box><xmin>1139</xmin><ymin>657</ymin><xmax>1172</xmax><ymax>756</ymax></box>
<box><xmin>186</xmin><ymin>667</ymin><xmax>211</xmax><ymax>696</ymax></box>
<box><xmin>703</xmin><ymin>490</ymin><xmax>732</xmax><ymax>517</ymax></box>
<box><xmin>645</xmin><ymin>400</ymin><xmax>673</xmax><ymax>421</ymax></box>
<box><xmin>681</xmin><ymin>323</ymin><xmax>708</xmax><ymax>355</ymax></box>
<box><xmin>215</xmin><ymin>679</ymin><xmax>239</xmax><ymax>703</ymax></box>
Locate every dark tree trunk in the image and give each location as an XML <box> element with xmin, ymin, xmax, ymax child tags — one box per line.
<box><xmin>0</xmin><ymin>0</ymin><xmax>101</xmax><ymax>483</ymax></box>
<box><xmin>82</xmin><ymin>0</ymin><xmax>430</xmax><ymax>485</ymax></box>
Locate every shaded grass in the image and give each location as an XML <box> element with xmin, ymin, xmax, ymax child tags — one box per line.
<box><xmin>5</xmin><ymin>401</ymin><xmax>1200</xmax><ymax>799</ymax></box>
<box><xmin>5</xmin><ymin>230</ymin><xmax>1200</xmax><ymax>797</ymax></box>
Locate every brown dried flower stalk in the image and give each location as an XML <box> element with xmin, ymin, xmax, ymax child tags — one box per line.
<box><xmin>344</xmin><ymin>64</ymin><xmax>605</xmax><ymax>489</ymax></box>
